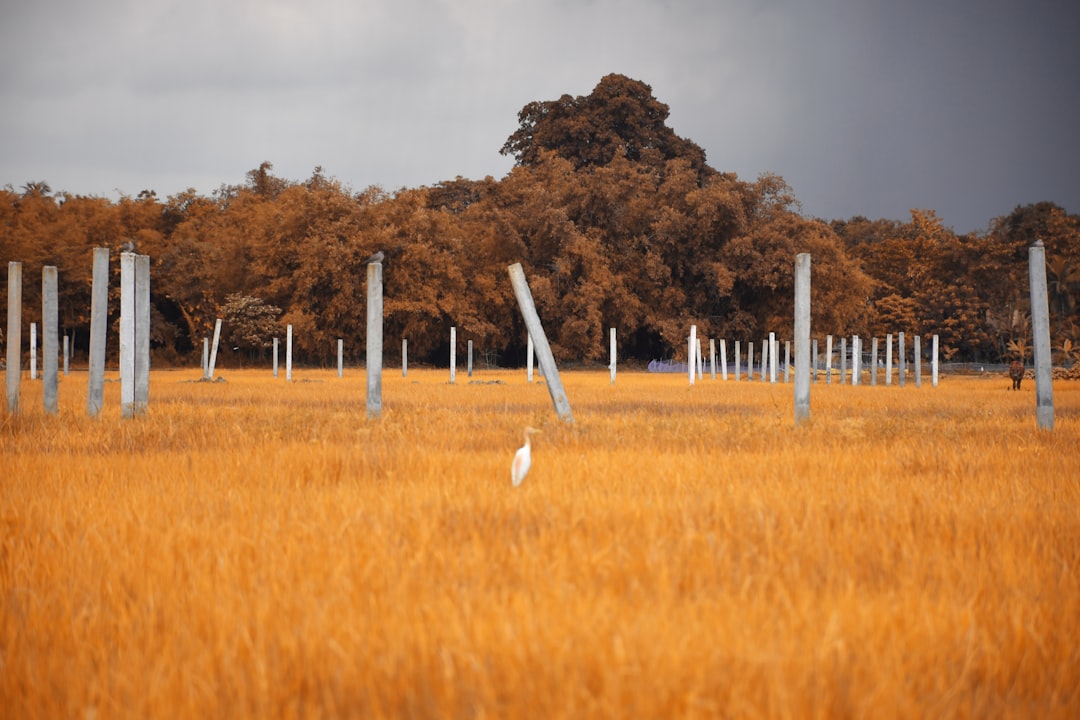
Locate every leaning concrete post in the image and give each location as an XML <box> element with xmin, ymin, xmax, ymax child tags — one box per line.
<box><xmin>30</xmin><ymin>323</ymin><xmax>37</xmax><ymax>380</ymax></box>
<box><xmin>273</xmin><ymin>337</ymin><xmax>279</xmax><ymax>377</ymax></box>
<box><xmin>885</xmin><ymin>333</ymin><xmax>893</xmax><ymax>386</ymax></box>
<box><xmin>366</xmin><ymin>261</ymin><xmax>383</xmax><ymax>419</ymax></box>
<box><xmin>1029</xmin><ymin>240</ymin><xmax>1054</xmax><ymax>430</ymax></box>
<box><xmin>898</xmin><ymin>332</ymin><xmax>906</xmax><ymax>388</ymax></box>
<box><xmin>87</xmin><ymin>249</ymin><xmax>108</xmax><ymax>417</ymax></box>
<box><xmin>526</xmin><ymin>333</ymin><xmax>534</xmax><ymax>382</ymax></box>
<box><xmin>135</xmin><ymin>254</ymin><xmax>150</xmax><ymax>414</ymax></box>
<box><xmin>468</xmin><ymin>340</ymin><xmax>474</xmax><ymax>377</ymax></box>
<box><xmin>402</xmin><ymin>338</ymin><xmax>408</xmax><ymax>377</ymax></box>
<box><xmin>825</xmin><ymin>335</ymin><xmax>833</xmax><ymax>385</ymax></box>
<box><xmin>734</xmin><ymin>341</ymin><xmax>741</xmax><ymax>381</ymax></box>
<box><xmin>914</xmin><ymin>335</ymin><xmax>922</xmax><ymax>388</ymax></box>
<box><xmin>710</xmin><ymin>339</ymin><xmax>716</xmax><ymax>380</ymax></box>
<box><xmin>794</xmin><ymin>253</ymin><xmax>811</xmax><ymax>425</ymax></box>
<box><xmin>870</xmin><ymin>337</ymin><xmax>879</xmax><ymax>386</ymax></box>
<box><xmin>207</xmin><ymin>318</ymin><xmax>222</xmax><ymax>381</ymax></box>
<box><xmin>337</xmin><ymin>339</ymin><xmax>344</xmax><ymax>378</ymax></box>
<box><xmin>507</xmin><ymin>263</ymin><xmax>574</xmax><ymax>423</ymax></box>
<box><xmin>286</xmin><ymin>324</ymin><xmax>293</xmax><ymax>381</ymax></box>
<box><xmin>63</xmin><ymin>334</ymin><xmax>69</xmax><ymax>376</ymax></box>
<box><xmin>5</xmin><ymin>262</ymin><xmax>22</xmax><ymax>414</ymax></box>
<box><xmin>688</xmin><ymin>325</ymin><xmax>697</xmax><ymax>386</ymax></box>
<box><xmin>42</xmin><ymin>267</ymin><xmax>59</xmax><ymax>414</ymax></box>
<box><xmin>720</xmin><ymin>339</ymin><xmax>728</xmax><ymax>380</ymax></box>
<box><xmin>610</xmin><ymin>328</ymin><xmax>617</xmax><ymax>385</ymax></box>
<box><xmin>931</xmin><ymin>334</ymin><xmax>939</xmax><ymax>388</ymax></box>
<box><xmin>449</xmin><ymin>326</ymin><xmax>457</xmax><ymax>384</ymax></box>
<box><xmin>120</xmin><ymin>252</ymin><xmax>136</xmax><ymax>416</ymax></box>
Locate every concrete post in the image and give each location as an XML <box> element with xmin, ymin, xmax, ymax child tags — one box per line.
<box><xmin>286</xmin><ymin>324</ymin><xmax>293</xmax><ymax>381</ymax></box>
<box><xmin>63</xmin><ymin>334</ymin><xmax>69</xmax><ymax>376</ymax></box>
<box><xmin>784</xmin><ymin>341</ymin><xmax>791</xmax><ymax>384</ymax></box>
<box><xmin>760</xmin><ymin>339</ymin><xmax>767</xmax><ymax>381</ymax></box>
<box><xmin>794</xmin><ymin>254</ymin><xmax>811</xmax><ymax>424</ymax></box>
<box><xmin>507</xmin><ymin>263</ymin><xmax>574</xmax><ymax>423</ymax></box>
<box><xmin>932</xmin><ymin>334</ymin><xmax>939</xmax><ymax>388</ymax></box>
<box><xmin>87</xmin><ymin>249</ymin><xmax>108</xmax><ymax>417</ymax></box>
<box><xmin>825</xmin><ymin>335</ymin><xmax>833</xmax><ymax>385</ymax></box>
<box><xmin>852</xmin><ymin>336</ymin><xmax>860</xmax><ymax>386</ymax></box>
<box><xmin>839</xmin><ymin>337</ymin><xmax>847</xmax><ymax>385</ymax></box>
<box><xmin>914</xmin><ymin>335</ymin><xmax>922</xmax><ymax>388</ymax></box>
<box><xmin>450</xmin><ymin>326</ymin><xmax>457</xmax><ymax>384</ymax></box>
<box><xmin>5</xmin><ymin>262</ymin><xmax>21</xmax><ymax>414</ymax></box>
<box><xmin>720</xmin><ymin>339</ymin><xmax>728</xmax><ymax>380</ymax></box>
<box><xmin>769</xmin><ymin>332</ymin><xmax>778</xmax><ymax>383</ymax></box>
<box><xmin>402</xmin><ymin>338</ymin><xmax>408</xmax><ymax>377</ymax></box>
<box><xmin>748</xmin><ymin>342</ymin><xmax>754</xmax><ymax>382</ymax></box>
<box><xmin>885</xmin><ymin>333</ymin><xmax>893</xmax><ymax>386</ymax></box>
<box><xmin>42</xmin><ymin>267</ymin><xmax>59</xmax><ymax>414</ymax></box>
<box><xmin>898</xmin><ymin>332</ymin><xmax>906</xmax><ymax>388</ymax></box>
<box><xmin>337</xmin><ymin>339</ymin><xmax>344</xmax><ymax>378</ymax></box>
<box><xmin>812</xmin><ymin>338</ymin><xmax>818</xmax><ymax>382</ymax></box>
<box><xmin>610</xmin><ymin>327</ymin><xmax>616</xmax><ymax>385</ymax></box>
<box><xmin>734</xmin><ymin>340</ymin><xmax>741</xmax><ymax>381</ymax></box>
<box><xmin>367</xmin><ymin>261</ymin><xmax>383</xmax><ymax>419</ymax></box>
<box><xmin>120</xmin><ymin>252</ymin><xmax>136</xmax><ymax>415</ymax></box>
<box><xmin>688</xmin><ymin>325</ymin><xmax>697</xmax><ymax>385</ymax></box>
<box><xmin>273</xmin><ymin>337</ymin><xmax>279</xmax><ymax>377</ymax></box>
<box><xmin>1029</xmin><ymin>240</ymin><xmax>1054</xmax><ymax>430</ymax></box>
<box><xmin>468</xmin><ymin>339</ymin><xmax>474</xmax><ymax>378</ymax></box>
<box><xmin>710</xmin><ymin>339</ymin><xmax>716</xmax><ymax>380</ymax></box>
<box><xmin>208</xmin><ymin>318</ymin><xmax>222</xmax><ymax>381</ymax></box>
<box><xmin>202</xmin><ymin>338</ymin><xmax>208</xmax><ymax>376</ymax></box>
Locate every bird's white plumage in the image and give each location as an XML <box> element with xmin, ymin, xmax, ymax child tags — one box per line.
<box><xmin>511</xmin><ymin>426</ymin><xmax>539</xmax><ymax>486</ymax></box>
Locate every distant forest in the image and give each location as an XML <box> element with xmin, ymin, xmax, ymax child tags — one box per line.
<box><xmin>2</xmin><ymin>74</ymin><xmax>1078</xmax><ymax>368</ymax></box>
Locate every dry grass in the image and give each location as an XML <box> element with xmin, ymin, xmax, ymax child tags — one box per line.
<box><xmin>2</xmin><ymin>367</ymin><xmax>1079</xmax><ymax>719</ymax></box>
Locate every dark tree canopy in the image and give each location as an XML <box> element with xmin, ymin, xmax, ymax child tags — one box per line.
<box><xmin>501</xmin><ymin>74</ymin><xmax>711</xmax><ymax>183</ymax></box>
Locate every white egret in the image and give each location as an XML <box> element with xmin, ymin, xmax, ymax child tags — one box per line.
<box><xmin>511</xmin><ymin>426</ymin><xmax>540</xmax><ymax>486</ymax></box>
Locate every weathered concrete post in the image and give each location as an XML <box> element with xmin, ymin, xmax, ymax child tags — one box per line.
<box><xmin>784</xmin><ymin>341</ymin><xmax>791</xmax><ymax>384</ymax></box>
<box><xmin>769</xmin><ymin>332</ymin><xmax>778</xmax><ymax>383</ymax></box>
<box><xmin>507</xmin><ymin>263</ymin><xmax>574</xmax><ymax>423</ymax></box>
<box><xmin>870</xmin><ymin>337</ymin><xmax>879</xmax><ymax>386</ymax></box>
<box><xmin>825</xmin><ymin>335</ymin><xmax>833</xmax><ymax>385</ymax></box>
<box><xmin>914</xmin><ymin>335</ymin><xmax>922</xmax><ymax>388</ymax></box>
<box><xmin>697</xmin><ymin>338</ymin><xmax>704</xmax><ymax>381</ymax></box>
<box><xmin>87</xmin><ymin>249</ymin><xmax>108</xmax><ymax>417</ymax></box>
<box><xmin>467</xmin><ymin>340</ymin><xmax>474</xmax><ymax>377</ymax></box>
<box><xmin>366</xmin><ymin>261</ymin><xmax>383</xmax><ymax>419</ymax></box>
<box><xmin>760</xmin><ymin>339</ymin><xmax>767</xmax><ymax>381</ymax></box>
<box><xmin>932</xmin><ymin>334</ymin><xmax>939</xmax><ymax>388</ymax></box>
<box><xmin>748</xmin><ymin>342</ymin><xmax>755</xmax><ymax>382</ymax></box>
<box><xmin>120</xmin><ymin>252</ymin><xmax>136</xmax><ymax>416</ymax></box>
<box><xmin>201</xmin><ymin>338</ymin><xmax>208</xmax><ymax>376</ymax></box>
<box><xmin>885</xmin><ymin>333</ymin><xmax>894</xmax><ymax>386</ymax></box>
<box><xmin>794</xmin><ymin>253</ymin><xmax>811</xmax><ymax>425</ymax></box>
<box><xmin>527</xmin><ymin>333</ymin><xmax>534</xmax><ymax>383</ymax></box>
<box><xmin>610</xmin><ymin>327</ymin><xmax>617</xmax><ymax>385</ymax></box>
<box><xmin>839</xmin><ymin>337</ymin><xmax>847</xmax><ymax>385</ymax></box>
<box><xmin>30</xmin><ymin>323</ymin><xmax>37</xmax><ymax>381</ymax></box>
<box><xmin>286</xmin><ymin>324</ymin><xmax>293</xmax><ymax>381</ymax></box>
<box><xmin>812</xmin><ymin>339</ymin><xmax>819</xmax><ymax>382</ymax></box>
<box><xmin>450</xmin><ymin>326</ymin><xmax>457</xmax><ymax>384</ymax></box>
<box><xmin>135</xmin><ymin>254</ymin><xmax>150</xmax><ymax>414</ymax></box>
<box><xmin>273</xmin><ymin>337</ymin><xmax>279</xmax><ymax>378</ymax></box>
<box><xmin>5</xmin><ymin>262</ymin><xmax>22</xmax><ymax>414</ymax></box>
<box><xmin>42</xmin><ymin>267</ymin><xmax>59</xmax><ymax>414</ymax></box>
<box><xmin>710</xmin><ymin>339</ymin><xmax>716</xmax><ymax>380</ymax></box>
<box><xmin>898</xmin><ymin>332</ymin><xmax>906</xmax><ymax>388</ymax></box>
<box><xmin>63</xmin><ymin>334</ymin><xmax>69</xmax><ymax>376</ymax></box>
<box><xmin>207</xmin><ymin>318</ymin><xmax>223</xmax><ymax>381</ymax></box>
<box><xmin>688</xmin><ymin>325</ymin><xmax>697</xmax><ymax>385</ymax></box>
<box><xmin>734</xmin><ymin>341</ymin><xmax>741</xmax><ymax>381</ymax></box>
<box><xmin>720</xmin><ymin>339</ymin><xmax>728</xmax><ymax>380</ymax></box>
<box><xmin>402</xmin><ymin>338</ymin><xmax>408</xmax><ymax>377</ymax></box>
<box><xmin>1029</xmin><ymin>240</ymin><xmax>1054</xmax><ymax>430</ymax></box>
<box><xmin>337</xmin><ymin>339</ymin><xmax>344</xmax><ymax>378</ymax></box>
<box><xmin>851</xmin><ymin>336</ymin><xmax>860</xmax><ymax>386</ymax></box>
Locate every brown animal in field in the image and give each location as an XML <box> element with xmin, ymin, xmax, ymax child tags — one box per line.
<box><xmin>1009</xmin><ymin>360</ymin><xmax>1024</xmax><ymax>390</ymax></box>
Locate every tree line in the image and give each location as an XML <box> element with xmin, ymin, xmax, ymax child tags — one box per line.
<box><xmin>2</xmin><ymin>74</ymin><xmax>1078</xmax><ymax>368</ymax></box>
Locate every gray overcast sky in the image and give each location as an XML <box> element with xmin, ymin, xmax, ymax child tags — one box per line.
<box><xmin>2</xmin><ymin>0</ymin><xmax>1078</xmax><ymax>234</ymax></box>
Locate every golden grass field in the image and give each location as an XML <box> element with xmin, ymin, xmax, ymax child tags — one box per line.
<box><xmin>2</xmin><ymin>365</ymin><xmax>1078</xmax><ymax>719</ymax></box>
